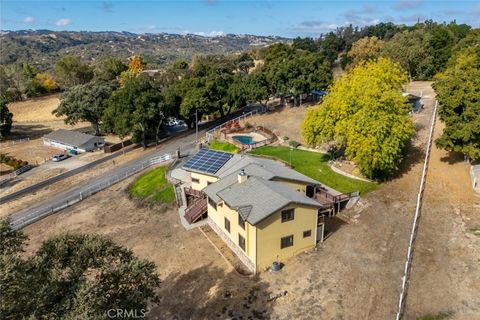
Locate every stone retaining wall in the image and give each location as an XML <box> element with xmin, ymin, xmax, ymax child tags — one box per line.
<box><xmin>207</xmin><ymin>217</ymin><xmax>256</xmax><ymax>273</ymax></box>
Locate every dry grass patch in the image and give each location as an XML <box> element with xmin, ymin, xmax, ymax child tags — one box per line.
<box><xmin>8</xmin><ymin>94</ymin><xmax>61</xmax><ymax>122</ymax></box>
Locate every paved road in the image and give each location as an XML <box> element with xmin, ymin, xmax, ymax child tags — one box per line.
<box><xmin>6</xmin><ymin>103</ymin><xmax>262</xmax><ymax>229</ymax></box>
<box><xmin>8</xmin><ymin>129</ymin><xmax>202</xmax><ymax>229</ymax></box>
<box><xmin>0</xmin><ymin>145</ymin><xmax>139</xmax><ymax>204</ymax></box>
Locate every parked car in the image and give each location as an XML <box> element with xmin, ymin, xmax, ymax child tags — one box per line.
<box><xmin>52</xmin><ymin>154</ymin><xmax>69</xmax><ymax>162</ymax></box>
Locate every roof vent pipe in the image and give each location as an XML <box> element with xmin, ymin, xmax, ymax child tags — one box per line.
<box><xmin>238</xmin><ymin>169</ymin><xmax>248</xmax><ymax>183</ymax></box>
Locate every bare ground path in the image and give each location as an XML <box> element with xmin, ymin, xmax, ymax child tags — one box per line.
<box><xmin>404</xmin><ymin>119</ymin><xmax>480</xmax><ymax>319</ymax></box>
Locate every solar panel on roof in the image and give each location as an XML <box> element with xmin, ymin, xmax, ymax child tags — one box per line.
<box><xmin>183</xmin><ymin>149</ymin><xmax>233</xmax><ymax>174</ymax></box>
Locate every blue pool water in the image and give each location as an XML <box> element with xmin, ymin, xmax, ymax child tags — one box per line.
<box><xmin>232</xmin><ymin>135</ymin><xmax>255</xmax><ymax>145</ymax></box>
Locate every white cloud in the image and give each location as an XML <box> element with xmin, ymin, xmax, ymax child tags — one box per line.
<box><xmin>55</xmin><ymin>18</ymin><xmax>71</xmax><ymax>27</ymax></box>
<box><xmin>182</xmin><ymin>30</ymin><xmax>225</xmax><ymax>37</ymax></box>
<box><xmin>197</xmin><ymin>30</ymin><xmax>225</xmax><ymax>37</ymax></box>
<box><xmin>23</xmin><ymin>16</ymin><xmax>34</xmax><ymax>24</ymax></box>
<box><xmin>295</xmin><ymin>21</ymin><xmax>340</xmax><ymax>32</ymax></box>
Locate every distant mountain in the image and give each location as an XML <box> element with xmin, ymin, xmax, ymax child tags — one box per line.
<box><xmin>0</xmin><ymin>30</ymin><xmax>290</xmax><ymax>70</ymax></box>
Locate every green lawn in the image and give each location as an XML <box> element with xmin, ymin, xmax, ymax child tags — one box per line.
<box><xmin>209</xmin><ymin>139</ymin><xmax>240</xmax><ymax>153</ymax></box>
<box><xmin>129</xmin><ymin>166</ymin><xmax>175</xmax><ymax>203</ymax></box>
<box><xmin>249</xmin><ymin>146</ymin><xmax>377</xmax><ymax>195</ymax></box>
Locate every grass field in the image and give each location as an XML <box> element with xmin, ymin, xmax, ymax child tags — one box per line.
<box><xmin>129</xmin><ymin>166</ymin><xmax>175</xmax><ymax>203</ymax></box>
<box><xmin>209</xmin><ymin>139</ymin><xmax>240</xmax><ymax>153</ymax></box>
<box><xmin>249</xmin><ymin>146</ymin><xmax>377</xmax><ymax>194</ymax></box>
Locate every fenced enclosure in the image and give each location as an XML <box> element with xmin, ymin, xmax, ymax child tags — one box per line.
<box><xmin>10</xmin><ymin>153</ymin><xmax>172</xmax><ymax>230</ymax></box>
<box><xmin>205</xmin><ymin>110</ymin><xmax>258</xmax><ymax>142</ymax></box>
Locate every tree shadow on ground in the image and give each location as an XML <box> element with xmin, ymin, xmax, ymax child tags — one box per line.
<box><xmin>10</xmin><ymin>123</ymin><xmax>53</xmax><ymax>139</ymax></box>
<box><xmin>323</xmin><ymin>216</ymin><xmax>348</xmax><ymax>241</ymax></box>
<box><xmin>149</xmin><ymin>264</ymin><xmax>273</xmax><ymax>320</ymax></box>
<box><xmin>440</xmin><ymin>151</ymin><xmax>466</xmax><ymax>165</ymax></box>
<box><xmin>389</xmin><ymin>141</ymin><xmax>425</xmax><ymax>181</ymax></box>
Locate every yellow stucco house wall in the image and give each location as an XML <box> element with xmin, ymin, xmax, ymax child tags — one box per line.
<box><xmin>190</xmin><ymin>171</ymin><xmax>218</xmax><ymax>190</ymax></box>
<box><xmin>190</xmin><ymin>169</ymin><xmax>322</xmax><ymax>272</ymax></box>
<box><xmin>207</xmin><ymin>199</ymin><xmax>320</xmax><ymax>272</ymax></box>
<box><xmin>182</xmin><ymin>150</ymin><xmax>327</xmax><ymax>273</ymax></box>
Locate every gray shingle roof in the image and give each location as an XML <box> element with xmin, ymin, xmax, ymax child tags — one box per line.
<box><xmin>213</xmin><ymin>176</ymin><xmax>320</xmax><ymax>225</ymax></box>
<box><xmin>215</xmin><ymin>154</ymin><xmax>318</xmax><ymax>184</ymax></box>
<box><xmin>43</xmin><ymin>129</ymin><xmax>100</xmax><ymax>147</ymax></box>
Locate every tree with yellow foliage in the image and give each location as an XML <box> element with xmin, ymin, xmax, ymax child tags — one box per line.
<box><xmin>128</xmin><ymin>55</ymin><xmax>145</xmax><ymax>74</ymax></box>
<box><xmin>302</xmin><ymin>58</ymin><xmax>414</xmax><ymax>180</ymax></box>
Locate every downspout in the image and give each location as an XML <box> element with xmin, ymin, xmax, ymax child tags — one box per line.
<box><xmin>255</xmin><ymin>227</ymin><xmax>258</xmax><ymax>275</ymax></box>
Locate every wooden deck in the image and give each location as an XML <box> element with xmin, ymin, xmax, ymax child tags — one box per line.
<box><xmin>184</xmin><ymin>197</ymin><xmax>207</xmax><ymax>224</ymax></box>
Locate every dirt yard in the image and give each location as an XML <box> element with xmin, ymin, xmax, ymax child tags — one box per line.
<box><xmin>13</xmin><ymin>82</ymin><xmax>480</xmax><ymax>319</ymax></box>
<box><xmin>1</xmin><ymin>138</ymin><xmax>63</xmax><ymax>165</ymax></box>
<box><xmin>242</xmin><ymin>105</ymin><xmax>310</xmax><ymax>144</ymax></box>
<box><xmin>8</xmin><ymin>94</ymin><xmax>61</xmax><ymax>122</ymax></box>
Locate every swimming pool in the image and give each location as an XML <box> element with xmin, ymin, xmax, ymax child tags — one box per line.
<box><xmin>232</xmin><ymin>135</ymin><xmax>255</xmax><ymax>145</ymax></box>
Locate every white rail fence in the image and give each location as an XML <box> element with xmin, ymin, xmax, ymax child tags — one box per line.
<box><xmin>11</xmin><ymin>153</ymin><xmax>172</xmax><ymax>230</ymax></box>
<box><xmin>205</xmin><ymin>110</ymin><xmax>258</xmax><ymax>142</ymax></box>
<box><xmin>395</xmin><ymin>100</ymin><xmax>438</xmax><ymax>320</ymax></box>
<box><xmin>0</xmin><ymin>165</ymin><xmax>32</xmax><ymax>186</ymax></box>
<box><xmin>0</xmin><ymin>137</ymin><xmax>30</xmax><ymax>146</ymax></box>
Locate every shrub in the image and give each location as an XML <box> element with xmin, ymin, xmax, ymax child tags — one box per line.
<box><xmin>244</xmin><ymin>121</ymin><xmax>253</xmax><ymax>129</ymax></box>
<box><xmin>0</xmin><ymin>153</ymin><xmax>28</xmax><ymax>170</ymax></box>
<box><xmin>289</xmin><ymin>140</ymin><xmax>300</xmax><ymax>148</ymax></box>
<box><xmin>283</xmin><ymin>136</ymin><xmax>289</xmax><ymax>141</ymax></box>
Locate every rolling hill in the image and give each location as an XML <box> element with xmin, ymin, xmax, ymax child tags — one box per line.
<box><xmin>0</xmin><ymin>30</ymin><xmax>290</xmax><ymax>70</ymax></box>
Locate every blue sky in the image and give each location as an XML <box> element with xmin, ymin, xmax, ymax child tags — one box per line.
<box><xmin>1</xmin><ymin>0</ymin><xmax>479</xmax><ymax>37</ymax></box>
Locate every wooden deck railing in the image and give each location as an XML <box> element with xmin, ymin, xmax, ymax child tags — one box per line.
<box><xmin>184</xmin><ymin>186</ymin><xmax>205</xmax><ymax>198</ymax></box>
<box><xmin>314</xmin><ymin>187</ymin><xmax>359</xmax><ymax>205</ymax></box>
<box><xmin>184</xmin><ymin>197</ymin><xmax>207</xmax><ymax>224</ymax></box>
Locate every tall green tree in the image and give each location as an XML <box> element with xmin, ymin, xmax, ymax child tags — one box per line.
<box><xmin>0</xmin><ymin>67</ymin><xmax>21</xmax><ymax>102</ymax></box>
<box><xmin>347</xmin><ymin>36</ymin><xmax>385</xmax><ymax>67</ymax></box>
<box><xmin>382</xmin><ymin>29</ymin><xmax>435</xmax><ymax>80</ymax></box>
<box><xmin>55</xmin><ymin>55</ymin><xmax>94</xmax><ymax>87</ymax></box>
<box><xmin>0</xmin><ymin>99</ymin><xmax>13</xmax><ymax>138</ymax></box>
<box><xmin>234</xmin><ymin>52</ymin><xmax>254</xmax><ymax>75</ymax></box>
<box><xmin>0</xmin><ymin>219</ymin><xmax>160</xmax><ymax>319</ymax></box>
<box><xmin>94</xmin><ymin>57</ymin><xmax>128</xmax><ymax>82</ymax></box>
<box><xmin>53</xmin><ymin>82</ymin><xmax>113</xmax><ymax>135</ymax></box>
<box><xmin>302</xmin><ymin>58</ymin><xmax>414</xmax><ymax>179</ymax></box>
<box><xmin>434</xmin><ymin>49</ymin><xmax>480</xmax><ymax>160</ymax></box>
<box><xmin>262</xmin><ymin>44</ymin><xmax>331</xmax><ymax>105</ymax></box>
<box><xmin>103</xmin><ymin>75</ymin><xmax>165</xmax><ymax>147</ymax></box>
<box><xmin>245</xmin><ymin>69</ymin><xmax>269</xmax><ymax>109</ymax></box>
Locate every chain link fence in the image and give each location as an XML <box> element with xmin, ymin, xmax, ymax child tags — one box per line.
<box><xmin>11</xmin><ymin>153</ymin><xmax>172</xmax><ymax>230</ymax></box>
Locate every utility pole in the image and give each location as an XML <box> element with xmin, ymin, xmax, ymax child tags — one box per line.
<box><xmin>195</xmin><ymin>108</ymin><xmax>198</xmax><ymax>143</ymax></box>
<box><xmin>289</xmin><ymin>146</ymin><xmax>293</xmax><ymax>167</ymax></box>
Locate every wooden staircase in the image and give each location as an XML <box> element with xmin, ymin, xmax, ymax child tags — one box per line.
<box><xmin>184</xmin><ymin>196</ymin><xmax>208</xmax><ymax>224</ymax></box>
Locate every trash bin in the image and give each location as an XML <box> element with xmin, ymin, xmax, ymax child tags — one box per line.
<box><xmin>271</xmin><ymin>261</ymin><xmax>282</xmax><ymax>272</ymax></box>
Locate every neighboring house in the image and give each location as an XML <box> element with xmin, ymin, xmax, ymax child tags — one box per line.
<box><xmin>43</xmin><ymin>129</ymin><xmax>104</xmax><ymax>153</ymax></box>
<box><xmin>181</xmin><ymin>149</ymin><xmax>350</xmax><ymax>273</ymax></box>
